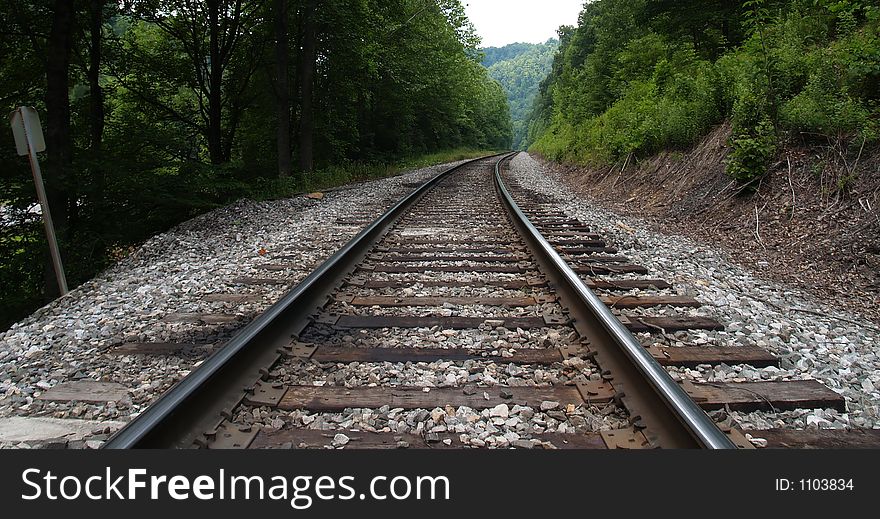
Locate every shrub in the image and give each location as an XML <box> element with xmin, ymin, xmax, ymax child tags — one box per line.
<box><xmin>726</xmin><ymin>118</ymin><xmax>777</xmax><ymax>186</ymax></box>
<box><xmin>527</xmin><ymin>0</ymin><xmax>880</xmax><ymax>185</ymax></box>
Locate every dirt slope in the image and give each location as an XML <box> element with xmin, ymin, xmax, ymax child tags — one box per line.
<box><xmin>539</xmin><ymin>122</ymin><xmax>880</xmax><ymax>324</ymax></box>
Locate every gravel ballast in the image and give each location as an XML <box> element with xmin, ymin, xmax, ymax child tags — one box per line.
<box><xmin>507</xmin><ymin>152</ymin><xmax>880</xmax><ymax>432</ymax></box>
<box><xmin>5</xmin><ymin>152</ymin><xmax>876</xmax><ymax>449</ymax></box>
<box><xmin>0</xmin><ymin>160</ymin><xmax>470</xmax><ymax>448</ymax></box>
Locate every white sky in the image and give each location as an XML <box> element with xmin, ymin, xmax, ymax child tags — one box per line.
<box><xmin>463</xmin><ymin>0</ymin><xmax>585</xmax><ymax>47</ymax></box>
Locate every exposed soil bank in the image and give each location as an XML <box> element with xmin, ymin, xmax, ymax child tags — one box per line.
<box><xmin>537</xmin><ymin>122</ymin><xmax>880</xmax><ymax>324</ymax></box>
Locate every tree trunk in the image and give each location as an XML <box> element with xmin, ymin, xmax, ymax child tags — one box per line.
<box><xmin>89</xmin><ymin>0</ymin><xmax>105</xmax><ymax>199</ymax></box>
<box><xmin>207</xmin><ymin>0</ymin><xmax>225</xmax><ymax>164</ymax></box>
<box><xmin>298</xmin><ymin>0</ymin><xmax>317</xmax><ymax>173</ymax></box>
<box><xmin>44</xmin><ymin>0</ymin><xmax>75</xmax><ymax>298</ymax></box>
<box><xmin>275</xmin><ymin>0</ymin><xmax>292</xmax><ymax>178</ymax></box>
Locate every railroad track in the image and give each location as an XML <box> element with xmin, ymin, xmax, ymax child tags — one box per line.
<box><xmin>103</xmin><ymin>153</ymin><xmax>877</xmax><ymax>449</ymax></box>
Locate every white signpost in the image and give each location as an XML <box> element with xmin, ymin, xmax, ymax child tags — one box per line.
<box><xmin>10</xmin><ymin>106</ymin><xmax>69</xmax><ymax>295</ymax></box>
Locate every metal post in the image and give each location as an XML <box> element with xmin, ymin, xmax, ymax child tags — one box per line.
<box><xmin>13</xmin><ymin>107</ymin><xmax>68</xmax><ymax>295</ymax></box>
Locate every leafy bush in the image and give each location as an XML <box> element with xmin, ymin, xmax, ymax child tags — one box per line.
<box><xmin>781</xmin><ymin>88</ymin><xmax>872</xmax><ymax>138</ymax></box>
<box><xmin>779</xmin><ymin>23</ymin><xmax>879</xmax><ymax>140</ymax></box>
<box><xmin>726</xmin><ymin>118</ymin><xmax>777</xmax><ymax>185</ymax></box>
<box><xmin>532</xmin><ymin>50</ymin><xmax>721</xmax><ymax>164</ymax></box>
<box><xmin>527</xmin><ymin>0</ymin><xmax>880</xmax><ymax>184</ymax></box>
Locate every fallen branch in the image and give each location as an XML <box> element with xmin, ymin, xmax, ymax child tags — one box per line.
<box><xmin>610</xmin><ymin>152</ymin><xmax>631</xmax><ymax>191</ymax></box>
<box><xmin>788</xmin><ymin>306</ymin><xmax>880</xmax><ymax>332</ymax></box>
<box><xmin>851</xmin><ymin>135</ymin><xmax>866</xmax><ymax>179</ymax></box>
<box><xmin>787</xmin><ymin>155</ymin><xmax>796</xmax><ymax>221</ymax></box>
<box><xmin>748</xmin><ymin>294</ymin><xmax>786</xmax><ymax>312</ymax></box>
<box><xmin>754</xmin><ymin>205</ymin><xmax>766</xmax><ymax>249</ymax></box>
<box><xmin>748</xmin><ymin>294</ymin><xmax>880</xmax><ymax>332</ymax></box>
<box><xmin>636</xmin><ymin>318</ymin><xmax>667</xmax><ymax>335</ymax></box>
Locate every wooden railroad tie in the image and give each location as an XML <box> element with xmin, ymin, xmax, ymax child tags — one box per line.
<box><xmin>322</xmin><ymin>314</ymin><xmax>723</xmax><ymax>333</ymax></box>
<box><xmin>243</xmin><ymin>380</ymin><xmax>844</xmax><ymax>415</ymax></box>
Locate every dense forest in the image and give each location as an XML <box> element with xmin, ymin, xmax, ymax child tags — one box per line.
<box><xmin>482</xmin><ymin>42</ymin><xmax>548</xmax><ymax>67</ymax></box>
<box><xmin>484</xmin><ymin>40</ymin><xmax>558</xmax><ymax>149</ymax></box>
<box><xmin>0</xmin><ymin>0</ymin><xmax>512</xmax><ymax>330</ymax></box>
<box><xmin>527</xmin><ymin>0</ymin><xmax>879</xmax><ymax>185</ymax></box>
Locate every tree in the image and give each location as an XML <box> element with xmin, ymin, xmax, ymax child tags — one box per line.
<box><xmin>297</xmin><ymin>0</ymin><xmax>316</xmax><ymax>173</ymax></box>
<box><xmin>119</xmin><ymin>0</ymin><xmax>265</xmax><ymax>164</ymax></box>
<box><xmin>642</xmin><ymin>0</ymin><xmax>748</xmax><ymax>58</ymax></box>
<box><xmin>273</xmin><ymin>0</ymin><xmax>292</xmax><ymax>178</ymax></box>
<box><xmin>484</xmin><ymin>40</ymin><xmax>558</xmax><ymax>148</ymax></box>
<box><xmin>86</xmin><ymin>0</ymin><xmax>107</xmax><ymax>205</ymax></box>
<box><xmin>44</xmin><ymin>0</ymin><xmax>75</xmax><ymax>297</ymax></box>
<box><xmin>1</xmin><ymin>0</ymin><xmax>514</xmax><ymax>328</ymax></box>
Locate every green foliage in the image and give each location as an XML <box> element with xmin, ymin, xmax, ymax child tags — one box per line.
<box><xmin>248</xmin><ymin>147</ymin><xmax>494</xmax><ymax>200</ymax></box>
<box><xmin>778</xmin><ymin>22</ymin><xmax>880</xmax><ymax>140</ymax></box>
<box><xmin>481</xmin><ymin>43</ymin><xmax>542</xmax><ymax>67</ymax></box>
<box><xmin>483</xmin><ymin>40</ymin><xmax>558</xmax><ymax>149</ymax></box>
<box><xmin>0</xmin><ymin>225</ymin><xmax>44</xmax><ymax>331</ymax></box>
<box><xmin>743</xmin><ymin>0</ymin><xmax>773</xmax><ymax>32</ymax></box>
<box><xmin>527</xmin><ymin>0</ymin><xmax>880</xmax><ymax>184</ymax></box>
<box><xmin>726</xmin><ymin>118</ymin><xmax>778</xmax><ymax>185</ymax></box>
<box><xmin>530</xmin><ymin>8</ymin><xmax>723</xmax><ymax>164</ymax></box>
<box><xmin>0</xmin><ymin>0</ymin><xmax>511</xmax><ymax>329</ymax></box>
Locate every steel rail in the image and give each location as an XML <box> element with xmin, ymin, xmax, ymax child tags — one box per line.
<box><xmin>104</xmin><ymin>153</ymin><xmax>507</xmax><ymax>449</ymax></box>
<box><xmin>493</xmin><ymin>154</ymin><xmax>736</xmax><ymax>449</ymax></box>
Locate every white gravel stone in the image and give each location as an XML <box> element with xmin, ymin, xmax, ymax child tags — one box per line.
<box><xmin>490</xmin><ymin>404</ymin><xmax>509</xmax><ymax>418</ymax></box>
<box><xmin>508</xmin><ymin>152</ymin><xmax>880</xmax><ymax>430</ymax></box>
<box><xmin>0</xmin><ymin>160</ymin><xmax>471</xmax><ymax>448</ymax></box>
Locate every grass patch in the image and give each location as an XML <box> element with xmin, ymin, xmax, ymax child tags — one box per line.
<box><xmin>248</xmin><ymin>148</ymin><xmax>497</xmax><ymax>201</ymax></box>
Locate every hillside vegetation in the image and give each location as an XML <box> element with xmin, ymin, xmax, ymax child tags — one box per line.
<box><xmin>484</xmin><ymin>40</ymin><xmax>558</xmax><ymax>149</ymax></box>
<box><xmin>0</xmin><ymin>0</ymin><xmax>511</xmax><ymax>329</ymax></box>
<box><xmin>528</xmin><ymin>0</ymin><xmax>880</xmax><ymax>186</ymax></box>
